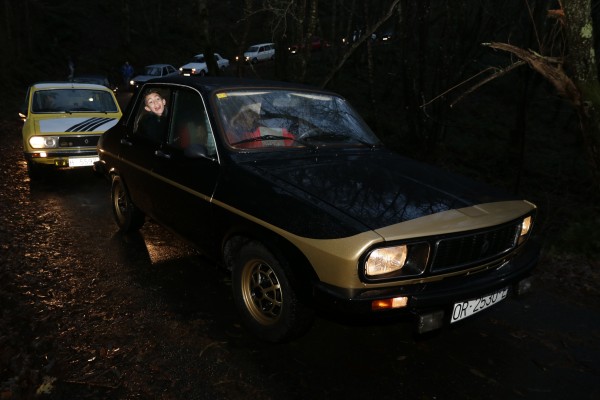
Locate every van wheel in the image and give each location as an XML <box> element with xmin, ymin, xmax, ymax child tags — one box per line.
<box><xmin>111</xmin><ymin>174</ymin><xmax>145</xmax><ymax>232</ymax></box>
<box><xmin>232</xmin><ymin>240</ymin><xmax>314</xmax><ymax>343</ymax></box>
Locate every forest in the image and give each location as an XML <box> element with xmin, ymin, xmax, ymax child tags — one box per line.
<box><xmin>1</xmin><ymin>0</ymin><xmax>599</xmax><ymax>257</ymax></box>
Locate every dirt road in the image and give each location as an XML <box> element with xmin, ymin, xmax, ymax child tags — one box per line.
<box><xmin>1</xmin><ymin>117</ymin><xmax>599</xmax><ymax>400</ymax></box>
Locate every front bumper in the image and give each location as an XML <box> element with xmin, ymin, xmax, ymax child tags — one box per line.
<box><xmin>24</xmin><ymin>150</ymin><xmax>99</xmax><ymax>168</ymax></box>
<box><xmin>312</xmin><ymin>241</ymin><xmax>539</xmax><ymax>332</ymax></box>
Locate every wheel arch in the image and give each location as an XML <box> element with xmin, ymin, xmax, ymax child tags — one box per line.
<box><xmin>222</xmin><ymin>223</ymin><xmax>320</xmax><ymax>302</ymax></box>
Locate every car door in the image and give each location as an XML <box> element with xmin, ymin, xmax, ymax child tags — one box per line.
<box><xmin>116</xmin><ymin>85</ymin><xmax>173</xmax><ymax>215</ymax></box>
<box><xmin>150</xmin><ymin>86</ymin><xmax>221</xmax><ymax>249</ymax></box>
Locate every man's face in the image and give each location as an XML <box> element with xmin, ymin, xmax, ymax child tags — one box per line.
<box><xmin>144</xmin><ymin>93</ymin><xmax>165</xmax><ymax>116</ymax></box>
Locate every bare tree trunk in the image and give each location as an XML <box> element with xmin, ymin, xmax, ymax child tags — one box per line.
<box><xmin>196</xmin><ymin>0</ymin><xmax>217</xmax><ymax>75</ymax></box>
<box><xmin>564</xmin><ymin>0</ymin><xmax>600</xmax><ymax>191</ymax></box>
<box><xmin>298</xmin><ymin>0</ymin><xmax>319</xmax><ymax>82</ymax></box>
<box><xmin>363</xmin><ymin>1</ymin><xmax>377</xmax><ymax>111</ymax></box>
<box><xmin>234</xmin><ymin>0</ymin><xmax>254</xmax><ymax>77</ymax></box>
<box><xmin>122</xmin><ymin>0</ymin><xmax>131</xmax><ymax>49</ymax></box>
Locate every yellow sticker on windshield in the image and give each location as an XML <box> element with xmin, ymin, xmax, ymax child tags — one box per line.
<box><xmin>216</xmin><ymin>93</ymin><xmax>227</xmax><ymax>99</ymax></box>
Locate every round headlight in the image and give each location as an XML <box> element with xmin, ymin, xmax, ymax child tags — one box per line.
<box><xmin>29</xmin><ymin>136</ymin><xmax>58</xmax><ymax>149</ymax></box>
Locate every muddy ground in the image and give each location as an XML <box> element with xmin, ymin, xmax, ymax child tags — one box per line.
<box><xmin>1</xmin><ymin>116</ymin><xmax>600</xmax><ymax>400</ymax></box>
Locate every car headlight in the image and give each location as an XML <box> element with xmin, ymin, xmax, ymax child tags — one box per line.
<box><xmin>29</xmin><ymin>136</ymin><xmax>59</xmax><ymax>149</ymax></box>
<box><xmin>129</xmin><ymin>79</ymin><xmax>135</xmax><ymax>86</ymax></box>
<box><xmin>517</xmin><ymin>216</ymin><xmax>533</xmax><ymax>245</ymax></box>
<box><xmin>364</xmin><ymin>242</ymin><xmax>430</xmax><ymax>280</ymax></box>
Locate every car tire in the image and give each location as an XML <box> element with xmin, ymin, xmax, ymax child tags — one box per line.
<box><xmin>251</xmin><ymin>58</ymin><xmax>258</xmax><ymax>64</ymax></box>
<box><xmin>111</xmin><ymin>174</ymin><xmax>145</xmax><ymax>232</ymax></box>
<box><xmin>26</xmin><ymin>161</ymin><xmax>46</xmax><ymax>180</ymax></box>
<box><xmin>232</xmin><ymin>240</ymin><xmax>314</xmax><ymax>343</ymax></box>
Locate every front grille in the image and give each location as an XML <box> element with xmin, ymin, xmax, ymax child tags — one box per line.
<box><xmin>430</xmin><ymin>223</ymin><xmax>520</xmax><ymax>272</ymax></box>
<box><xmin>58</xmin><ymin>135</ymin><xmax>100</xmax><ymax>148</ymax></box>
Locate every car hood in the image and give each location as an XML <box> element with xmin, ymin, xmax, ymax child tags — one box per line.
<box><xmin>35</xmin><ymin>116</ymin><xmax>119</xmax><ymax>134</ymax></box>
<box><xmin>180</xmin><ymin>62</ymin><xmax>206</xmax><ymax>69</ymax></box>
<box><xmin>132</xmin><ymin>75</ymin><xmax>156</xmax><ymax>82</ymax></box>
<box><xmin>243</xmin><ymin>149</ymin><xmax>513</xmax><ymax>235</ymax></box>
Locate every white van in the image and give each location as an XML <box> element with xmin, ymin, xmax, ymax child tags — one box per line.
<box><xmin>243</xmin><ymin>43</ymin><xmax>275</xmax><ymax>63</ymax></box>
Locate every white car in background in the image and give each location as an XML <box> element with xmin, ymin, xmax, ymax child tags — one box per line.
<box><xmin>129</xmin><ymin>64</ymin><xmax>178</xmax><ymax>89</ymax></box>
<box><xmin>241</xmin><ymin>43</ymin><xmax>275</xmax><ymax>63</ymax></box>
<box><xmin>179</xmin><ymin>53</ymin><xmax>229</xmax><ymax>76</ymax></box>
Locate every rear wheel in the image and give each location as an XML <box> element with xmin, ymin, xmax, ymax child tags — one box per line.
<box><xmin>232</xmin><ymin>240</ymin><xmax>314</xmax><ymax>343</ymax></box>
<box><xmin>111</xmin><ymin>174</ymin><xmax>145</xmax><ymax>232</ymax></box>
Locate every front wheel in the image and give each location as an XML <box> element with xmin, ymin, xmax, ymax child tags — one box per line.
<box><xmin>232</xmin><ymin>241</ymin><xmax>314</xmax><ymax>343</ymax></box>
<box><xmin>111</xmin><ymin>174</ymin><xmax>145</xmax><ymax>232</ymax></box>
<box><xmin>26</xmin><ymin>161</ymin><xmax>47</xmax><ymax>180</ymax></box>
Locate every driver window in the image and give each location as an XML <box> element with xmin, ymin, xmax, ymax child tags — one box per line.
<box><xmin>134</xmin><ymin>87</ymin><xmax>171</xmax><ymax>142</ymax></box>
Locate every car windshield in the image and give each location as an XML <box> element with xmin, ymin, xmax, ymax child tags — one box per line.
<box><xmin>144</xmin><ymin>66</ymin><xmax>162</xmax><ymax>76</ymax></box>
<box><xmin>247</xmin><ymin>46</ymin><xmax>259</xmax><ymax>53</ymax></box>
<box><xmin>32</xmin><ymin>89</ymin><xmax>119</xmax><ymax>113</ymax></box>
<box><xmin>192</xmin><ymin>55</ymin><xmax>205</xmax><ymax>62</ymax></box>
<box><xmin>216</xmin><ymin>89</ymin><xmax>381</xmax><ymax>150</ymax></box>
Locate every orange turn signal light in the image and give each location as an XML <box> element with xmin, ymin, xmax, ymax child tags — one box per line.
<box><xmin>371</xmin><ymin>296</ymin><xmax>408</xmax><ymax>310</ymax></box>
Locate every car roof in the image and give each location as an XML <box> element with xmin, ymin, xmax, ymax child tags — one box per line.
<box><xmin>143</xmin><ymin>76</ymin><xmax>335</xmax><ymax>97</ymax></box>
<box><xmin>145</xmin><ymin>63</ymin><xmax>174</xmax><ymax>68</ymax></box>
<box><xmin>30</xmin><ymin>82</ymin><xmax>112</xmax><ymax>91</ymax></box>
<box><xmin>73</xmin><ymin>73</ymin><xmax>108</xmax><ymax>78</ymax></box>
<box><xmin>249</xmin><ymin>43</ymin><xmax>274</xmax><ymax>47</ymax></box>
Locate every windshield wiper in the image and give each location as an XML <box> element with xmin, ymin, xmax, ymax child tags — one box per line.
<box><xmin>301</xmin><ymin>132</ymin><xmax>376</xmax><ymax>148</ymax></box>
<box><xmin>230</xmin><ymin>134</ymin><xmax>317</xmax><ymax>149</ymax></box>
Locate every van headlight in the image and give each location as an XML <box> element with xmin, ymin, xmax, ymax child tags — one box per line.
<box><xmin>29</xmin><ymin>136</ymin><xmax>59</xmax><ymax>149</ymax></box>
<box><xmin>364</xmin><ymin>242</ymin><xmax>430</xmax><ymax>281</ymax></box>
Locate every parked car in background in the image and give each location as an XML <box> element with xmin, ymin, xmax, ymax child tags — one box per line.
<box><xmin>179</xmin><ymin>53</ymin><xmax>230</xmax><ymax>76</ymax></box>
<box><xmin>95</xmin><ymin>76</ymin><xmax>539</xmax><ymax>343</ymax></box>
<box><xmin>288</xmin><ymin>37</ymin><xmax>330</xmax><ymax>54</ymax></box>
<box><xmin>129</xmin><ymin>64</ymin><xmax>178</xmax><ymax>89</ymax></box>
<box><xmin>237</xmin><ymin>43</ymin><xmax>275</xmax><ymax>63</ymax></box>
<box><xmin>20</xmin><ymin>82</ymin><xmax>122</xmax><ymax>179</ymax></box>
<box><xmin>72</xmin><ymin>74</ymin><xmax>117</xmax><ymax>92</ymax></box>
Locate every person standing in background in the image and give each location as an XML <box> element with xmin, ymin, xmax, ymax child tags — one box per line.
<box><xmin>121</xmin><ymin>61</ymin><xmax>134</xmax><ymax>90</ymax></box>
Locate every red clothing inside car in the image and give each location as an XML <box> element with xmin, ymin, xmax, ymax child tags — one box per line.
<box><xmin>230</xmin><ymin>127</ymin><xmax>295</xmax><ymax>148</ymax></box>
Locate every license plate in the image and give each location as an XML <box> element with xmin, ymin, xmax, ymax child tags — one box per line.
<box><xmin>450</xmin><ymin>287</ymin><xmax>509</xmax><ymax>323</ymax></box>
<box><xmin>68</xmin><ymin>156</ymin><xmax>99</xmax><ymax>167</ymax></box>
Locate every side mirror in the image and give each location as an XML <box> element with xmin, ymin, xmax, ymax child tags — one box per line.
<box><xmin>184</xmin><ymin>144</ymin><xmax>214</xmax><ymax>161</ymax></box>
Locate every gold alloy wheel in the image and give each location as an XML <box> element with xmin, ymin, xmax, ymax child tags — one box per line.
<box><xmin>240</xmin><ymin>259</ymin><xmax>283</xmax><ymax>326</ymax></box>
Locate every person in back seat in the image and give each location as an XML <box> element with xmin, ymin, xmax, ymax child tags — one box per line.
<box><xmin>227</xmin><ymin>105</ymin><xmax>293</xmax><ymax>148</ymax></box>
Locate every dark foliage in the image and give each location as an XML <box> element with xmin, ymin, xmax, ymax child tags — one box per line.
<box><xmin>1</xmin><ymin>0</ymin><xmax>598</xmax><ymax>254</ymax></box>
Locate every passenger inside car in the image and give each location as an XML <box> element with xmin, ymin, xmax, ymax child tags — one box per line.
<box><xmin>227</xmin><ymin>104</ymin><xmax>294</xmax><ymax>148</ymax></box>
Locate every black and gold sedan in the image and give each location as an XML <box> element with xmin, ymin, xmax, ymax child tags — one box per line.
<box><xmin>95</xmin><ymin>76</ymin><xmax>539</xmax><ymax>342</ymax></box>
